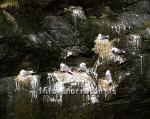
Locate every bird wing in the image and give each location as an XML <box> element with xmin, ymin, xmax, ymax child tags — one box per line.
<box><xmin>105</xmin><ymin>74</ymin><xmax>112</xmax><ymax>81</ymax></box>
<box><xmin>82</xmin><ymin>65</ymin><xmax>88</xmax><ymax>72</ymax></box>
<box><xmin>64</xmin><ymin>65</ymin><xmax>71</xmax><ymax>72</ymax></box>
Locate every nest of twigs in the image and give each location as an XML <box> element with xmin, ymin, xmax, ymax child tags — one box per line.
<box><xmin>94</xmin><ymin>39</ymin><xmax>112</xmax><ymax>63</ymax></box>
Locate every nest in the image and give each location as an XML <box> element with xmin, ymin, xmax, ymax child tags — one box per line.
<box><xmin>98</xmin><ymin>78</ymin><xmax>116</xmax><ymax>94</ymax></box>
<box><xmin>94</xmin><ymin>39</ymin><xmax>112</xmax><ymax>63</ymax></box>
<box><xmin>0</xmin><ymin>0</ymin><xmax>18</xmax><ymax>8</ymax></box>
<box><xmin>15</xmin><ymin>75</ymin><xmax>31</xmax><ymax>88</ymax></box>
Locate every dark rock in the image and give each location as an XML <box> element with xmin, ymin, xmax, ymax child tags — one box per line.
<box><xmin>61</xmin><ymin>46</ymin><xmax>93</xmax><ymax>59</ymax></box>
<box><xmin>42</xmin><ymin>12</ymin><xmax>91</xmax><ymax>47</ymax></box>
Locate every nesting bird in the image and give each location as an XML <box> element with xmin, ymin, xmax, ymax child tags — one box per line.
<box><xmin>16</xmin><ymin>70</ymin><xmax>34</xmax><ymax>81</ymax></box>
<box><xmin>97</xmin><ymin>34</ymin><xmax>109</xmax><ymax>41</ymax></box>
<box><xmin>79</xmin><ymin>62</ymin><xmax>88</xmax><ymax>73</ymax></box>
<box><xmin>63</xmin><ymin>46</ymin><xmax>90</xmax><ymax>59</ymax></box>
<box><xmin>60</xmin><ymin>63</ymin><xmax>72</xmax><ymax>74</ymax></box>
<box><xmin>105</xmin><ymin>70</ymin><xmax>112</xmax><ymax>84</ymax></box>
<box><xmin>19</xmin><ymin>70</ymin><xmax>34</xmax><ymax>77</ymax></box>
<box><xmin>66</xmin><ymin>51</ymin><xmax>74</xmax><ymax>58</ymax></box>
<box><xmin>111</xmin><ymin>47</ymin><xmax>126</xmax><ymax>55</ymax></box>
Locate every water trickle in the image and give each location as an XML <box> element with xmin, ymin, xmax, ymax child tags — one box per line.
<box><xmin>15</xmin><ymin>82</ymin><xmax>20</xmax><ymax>91</ymax></box>
<box><xmin>140</xmin><ymin>55</ymin><xmax>143</xmax><ymax>75</ymax></box>
<box><xmin>127</xmin><ymin>34</ymin><xmax>142</xmax><ymax>54</ymax></box>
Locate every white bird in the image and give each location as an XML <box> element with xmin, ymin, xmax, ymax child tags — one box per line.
<box><xmin>79</xmin><ymin>62</ymin><xmax>88</xmax><ymax>73</ymax></box>
<box><xmin>67</xmin><ymin>51</ymin><xmax>74</xmax><ymax>58</ymax></box>
<box><xmin>111</xmin><ymin>47</ymin><xmax>126</xmax><ymax>55</ymax></box>
<box><xmin>20</xmin><ymin>70</ymin><xmax>34</xmax><ymax>77</ymax></box>
<box><xmin>60</xmin><ymin>63</ymin><xmax>72</xmax><ymax>74</ymax></box>
<box><xmin>105</xmin><ymin>70</ymin><xmax>112</xmax><ymax>84</ymax></box>
<box><xmin>97</xmin><ymin>34</ymin><xmax>109</xmax><ymax>41</ymax></box>
<box><xmin>16</xmin><ymin>69</ymin><xmax>34</xmax><ymax>81</ymax></box>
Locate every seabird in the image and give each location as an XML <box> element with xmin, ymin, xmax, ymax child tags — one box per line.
<box><xmin>79</xmin><ymin>62</ymin><xmax>88</xmax><ymax>73</ymax></box>
<box><xmin>19</xmin><ymin>70</ymin><xmax>34</xmax><ymax>77</ymax></box>
<box><xmin>16</xmin><ymin>69</ymin><xmax>34</xmax><ymax>81</ymax></box>
<box><xmin>105</xmin><ymin>70</ymin><xmax>112</xmax><ymax>84</ymax></box>
<box><xmin>97</xmin><ymin>34</ymin><xmax>109</xmax><ymax>41</ymax></box>
<box><xmin>64</xmin><ymin>46</ymin><xmax>90</xmax><ymax>59</ymax></box>
<box><xmin>66</xmin><ymin>51</ymin><xmax>74</xmax><ymax>58</ymax></box>
<box><xmin>111</xmin><ymin>47</ymin><xmax>126</xmax><ymax>55</ymax></box>
<box><xmin>60</xmin><ymin>63</ymin><xmax>72</xmax><ymax>74</ymax></box>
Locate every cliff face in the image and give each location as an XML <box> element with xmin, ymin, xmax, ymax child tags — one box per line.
<box><xmin>0</xmin><ymin>0</ymin><xmax>150</xmax><ymax>119</ymax></box>
<box><xmin>0</xmin><ymin>0</ymin><xmax>150</xmax><ymax>75</ymax></box>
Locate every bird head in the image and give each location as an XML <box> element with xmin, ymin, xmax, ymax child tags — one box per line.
<box><xmin>106</xmin><ymin>70</ymin><xmax>111</xmax><ymax>74</ymax></box>
<box><xmin>60</xmin><ymin>63</ymin><xmax>65</xmax><ymax>68</ymax></box>
<box><xmin>97</xmin><ymin>34</ymin><xmax>102</xmax><ymax>40</ymax></box>
<box><xmin>19</xmin><ymin>70</ymin><xmax>26</xmax><ymax>76</ymax></box>
<box><xmin>80</xmin><ymin>62</ymin><xmax>86</xmax><ymax>67</ymax></box>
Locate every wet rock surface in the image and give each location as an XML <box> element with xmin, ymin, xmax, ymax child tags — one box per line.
<box><xmin>0</xmin><ymin>69</ymin><xmax>150</xmax><ymax>119</ymax></box>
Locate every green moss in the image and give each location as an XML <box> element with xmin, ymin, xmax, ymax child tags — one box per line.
<box><xmin>129</xmin><ymin>27</ymin><xmax>145</xmax><ymax>36</ymax></box>
<box><xmin>144</xmin><ymin>21</ymin><xmax>150</xmax><ymax>27</ymax></box>
<box><xmin>91</xmin><ymin>47</ymin><xmax>99</xmax><ymax>54</ymax></box>
<box><xmin>89</xmin><ymin>16</ymin><xmax>97</xmax><ymax>20</ymax></box>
